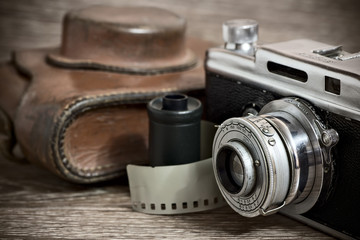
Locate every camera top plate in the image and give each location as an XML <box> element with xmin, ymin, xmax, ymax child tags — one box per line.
<box><xmin>206</xmin><ymin>39</ymin><xmax>360</xmax><ymax>121</ymax></box>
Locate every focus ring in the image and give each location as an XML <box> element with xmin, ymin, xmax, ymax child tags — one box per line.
<box><xmin>213</xmin><ymin>117</ymin><xmax>291</xmax><ymax>217</ymax></box>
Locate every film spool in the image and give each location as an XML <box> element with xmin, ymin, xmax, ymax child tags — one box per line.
<box><xmin>147</xmin><ymin>93</ymin><xmax>202</xmax><ymax>166</ymax></box>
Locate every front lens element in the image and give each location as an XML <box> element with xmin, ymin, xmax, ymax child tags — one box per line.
<box><xmin>229</xmin><ymin>152</ymin><xmax>244</xmax><ymax>187</ymax></box>
<box><xmin>216</xmin><ymin>147</ymin><xmax>242</xmax><ymax>194</ymax></box>
<box><xmin>216</xmin><ymin>141</ymin><xmax>256</xmax><ymax>196</ymax></box>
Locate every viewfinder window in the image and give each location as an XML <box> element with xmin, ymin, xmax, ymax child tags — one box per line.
<box><xmin>325</xmin><ymin>76</ymin><xmax>341</xmax><ymax>95</ymax></box>
<box><xmin>267</xmin><ymin>61</ymin><xmax>308</xmax><ymax>83</ymax></box>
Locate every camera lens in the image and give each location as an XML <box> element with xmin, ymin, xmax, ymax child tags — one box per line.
<box><xmin>212</xmin><ymin>98</ymin><xmax>338</xmax><ymax>217</ymax></box>
<box><xmin>217</xmin><ymin>148</ymin><xmax>242</xmax><ymax>194</ymax></box>
<box><xmin>216</xmin><ymin>141</ymin><xmax>255</xmax><ymax>196</ymax></box>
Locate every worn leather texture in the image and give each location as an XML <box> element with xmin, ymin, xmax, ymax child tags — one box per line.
<box><xmin>206</xmin><ymin>71</ymin><xmax>360</xmax><ymax>239</ymax></box>
<box><xmin>0</xmin><ymin>41</ymin><xmax>209</xmax><ymax>184</ymax></box>
<box><xmin>47</xmin><ymin>6</ymin><xmax>198</xmax><ymax>75</ymax></box>
<box><xmin>0</xmin><ymin>63</ymin><xmax>29</xmax><ymax>162</ymax></box>
<box><xmin>0</xmin><ymin>6</ymin><xmax>213</xmax><ymax>183</ymax></box>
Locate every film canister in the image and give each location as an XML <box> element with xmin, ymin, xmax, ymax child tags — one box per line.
<box><xmin>147</xmin><ymin>93</ymin><xmax>202</xmax><ymax>166</ymax></box>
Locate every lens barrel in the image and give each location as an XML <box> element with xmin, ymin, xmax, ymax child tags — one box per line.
<box><xmin>212</xmin><ymin>98</ymin><xmax>338</xmax><ymax>217</ymax></box>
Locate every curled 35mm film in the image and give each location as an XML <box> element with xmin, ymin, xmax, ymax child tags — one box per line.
<box><xmin>127</xmin><ymin>121</ymin><xmax>226</xmax><ymax>214</ymax></box>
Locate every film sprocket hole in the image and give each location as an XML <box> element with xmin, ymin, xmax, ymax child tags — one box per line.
<box><xmin>206</xmin><ymin>19</ymin><xmax>360</xmax><ymax>239</ymax></box>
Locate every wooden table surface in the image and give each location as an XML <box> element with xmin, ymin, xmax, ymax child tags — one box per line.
<box><xmin>0</xmin><ymin>157</ymin><xmax>335</xmax><ymax>239</ymax></box>
<box><xmin>0</xmin><ymin>0</ymin><xmax>359</xmax><ymax>239</ymax></box>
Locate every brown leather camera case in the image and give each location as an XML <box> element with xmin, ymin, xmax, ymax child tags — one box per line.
<box><xmin>0</xmin><ymin>5</ymin><xmax>212</xmax><ymax>183</ymax></box>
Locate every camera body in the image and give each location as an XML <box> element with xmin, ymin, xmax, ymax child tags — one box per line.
<box><xmin>206</xmin><ymin>20</ymin><xmax>360</xmax><ymax>239</ymax></box>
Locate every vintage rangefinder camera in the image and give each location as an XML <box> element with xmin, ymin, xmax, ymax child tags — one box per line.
<box><xmin>206</xmin><ymin>19</ymin><xmax>360</xmax><ymax>239</ymax></box>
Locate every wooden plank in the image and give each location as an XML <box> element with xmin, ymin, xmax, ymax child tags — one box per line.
<box><xmin>0</xmin><ymin>158</ymin><xmax>334</xmax><ymax>239</ymax></box>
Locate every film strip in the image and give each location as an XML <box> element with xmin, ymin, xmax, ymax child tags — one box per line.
<box><xmin>127</xmin><ymin>121</ymin><xmax>227</xmax><ymax>214</ymax></box>
<box><xmin>127</xmin><ymin>158</ymin><xmax>226</xmax><ymax>214</ymax></box>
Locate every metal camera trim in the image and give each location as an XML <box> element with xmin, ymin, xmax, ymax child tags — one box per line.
<box><xmin>260</xmin><ymin>98</ymin><xmax>339</xmax><ymax>214</ymax></box>
<box><xmin>213</xmin><ymin>115</ymin><xmax>291</xmax><ymax>217</ymax></box>
<box><xmin>207</xmin><ymin>18</ymin><xmax>359</xmax><ymax>239</ymax></box>
<box><xmin>212</xmin><ymin>98</ymin><xmax>339</xmax><ymax>217</ymax></box>
<box><xmin>207</xmin><ymin>19</ymin><xmax>360</xmax><ymax>122</ymax></box>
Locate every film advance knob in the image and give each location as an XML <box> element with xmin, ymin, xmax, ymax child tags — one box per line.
<box><xmin>222</xmin><ymin>19</ymin><xmax>258</xmax><ymax>54</ymax></box>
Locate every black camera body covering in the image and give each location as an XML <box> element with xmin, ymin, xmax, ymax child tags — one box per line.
<box><xmin>206</xmin><ymin>19</ymin><xmax>360</xmax><ymax>239</ymax></box>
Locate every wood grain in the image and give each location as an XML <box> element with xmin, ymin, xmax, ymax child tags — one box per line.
<box><xmin>0</xmin><ymin>0</ymin><xmax>359</xmax><ymax>238</ymax></box>
<box><xmin>0</xmin><ymin>0</ymin><xmax>359</xmax><ymax>61</ymax></box>
<box><xmin>0</xmin><ymin>158</ymin><xmax>334</xmax><ymax>239</ymax></box>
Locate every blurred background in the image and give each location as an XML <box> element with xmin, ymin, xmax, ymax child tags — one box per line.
<box><xmin>0</xmin><ymin>0</ymin><xmax>359</xmax><ymax>61</ymax></box>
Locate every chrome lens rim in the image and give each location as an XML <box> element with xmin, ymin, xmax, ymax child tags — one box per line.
<box><xmin>259</xmin><ymin>98</ymin><xmax>328</xmax><ymax>214</ymax></box>
<box><xmin>212</xmin><ymin>116</ymin><xmax>290</xmax><ymax>217</ymax></box>
<box><xmin>215</xmin><ymin>141</ymin><xmax>256</xmax><ymax>196</ymax></box>
<box><xmin>213</xmin><ymin>97</ymin><xmax>338</xmax><ymax>217</ymax></box>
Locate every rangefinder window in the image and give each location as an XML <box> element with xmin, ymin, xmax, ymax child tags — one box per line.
<box><xmin>325</xmin><ymin>76</ymin><xmax>341</xmax><ymax>95</ymax></box>
<box><xmin>267</xmin><ymin>61</ymin><xmax>308</xmax><ymax>82</ymax></box>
